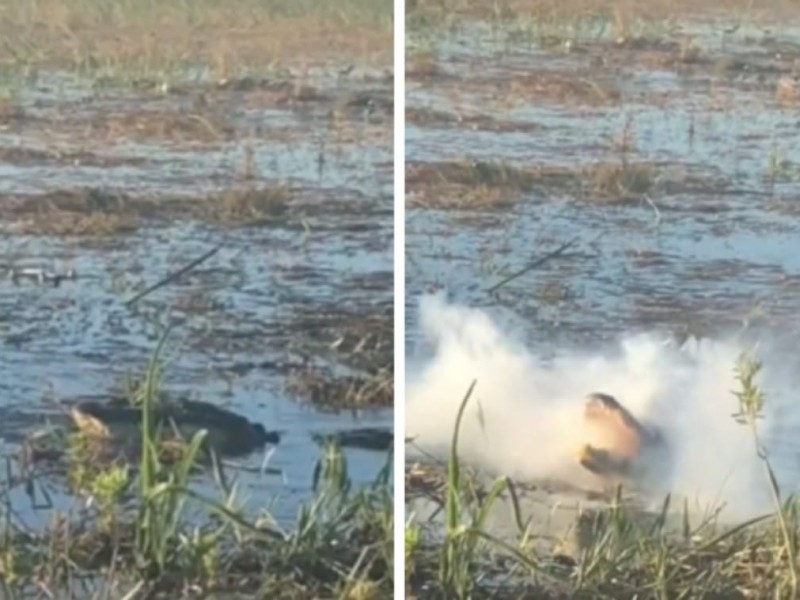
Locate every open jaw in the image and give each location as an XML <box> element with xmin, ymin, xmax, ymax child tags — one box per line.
<box><xmin>577</xmin><ymin>392</ymin><xmax>670</xmax><ymax>488</ymax></box>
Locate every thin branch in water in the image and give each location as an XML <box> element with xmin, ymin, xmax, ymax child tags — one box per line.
<box><xmin>124</xmin><ymin>244</ymin><xmax>222</xmax><ymax>307</ymax></box>
<box><xmin>486</xmin><ymin>237</ymin><xmax>579</xmax><ymax>295</ymax></box>
<box><xmin>643</xmin><ymin>194</ymin><xmax>662</xmax><ymax>227</ymax></box>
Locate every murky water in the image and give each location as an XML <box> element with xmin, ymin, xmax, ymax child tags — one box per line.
<box><xmin>0</xmin><ymin>69</ymin><xmax>393</xmax><ymax>525</ymax></box>
<box><xmin>406</xmin><ymin>19</ymin><xmax>800</xmax><ymax>351</ymax></box>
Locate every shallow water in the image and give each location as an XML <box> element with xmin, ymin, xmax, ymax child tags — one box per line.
<box><xmin>406</xmin><ymin>19</ymin><xmax>800</xmax><ymax>350</ymax></box>
<box><xmin>0</xmin><ymin>69</ymin><xmax>393</xmax><ymax>525</ymax></box>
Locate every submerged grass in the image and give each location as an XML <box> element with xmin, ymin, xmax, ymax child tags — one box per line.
<box><xmin>406</xmin><ymin>159</ymin><xmax>658</xmax><ymax>210</ymax></box>
<box><xmin>407</xmin><ymin>353</ymin><xmax>800</xmax><ymax>599</ymax></box>
<box><xmin>1</xmin><ymin>330</ymin><xmax>393</xmax><ymax>599</ymax></box>
<box><xmin>3</xmin><ymin>186</ymin><xmax>293</xmax><ymax>236</ymax></box>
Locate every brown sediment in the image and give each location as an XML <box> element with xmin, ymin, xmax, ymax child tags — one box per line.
<box><xmin>406</xmin><ymin>159</ymin><xmax>662</xmax><ymax>209</ymax></box>
<box><xmin>286</xmin><ymin>367</ymin><xmax>393</xmax><ymax>410</ymax></box>
<box><xmin>589</xmin><ymin>162</ymin><xmax>656</xmax><ymax>201</ymax></box>
<box><xmin>0</xmin><ymin>77</ymin><xmax>390</xmax><ymax>157</ymax></box>
<box><xmin>0</xmin><ymin>145</ymin><xmax>148</xmax><ymax>168</ymax></box>
<box><xmin>407</xmin><ymin>160</ymin><xmax>553</xmax><ymax>191</ymax></box>
<box><xmin>776</xmin><ymin>75</ymin><xmax>800</xmax><ymax>105</ymax></box>
<box><xmin>407</xmin><ymin>52</ymin><xmax>445</xmax><ymax>80</ymax></box>
<box><xmin>85</xmin><ymin>110</ymin><xmax>236</xmax><ymax>144</ymax></box>
<box><xmin>0</xmin><ymin>186</ymin><xmax>293</xmax><ymax>236</ymax></box>
<box><xmin>277</xmin><ymin>305</ymin><xmax>393</xmax><ymax>410</ymax></box>
<box><xmin>503</xmin><ymin>71</ymin><xmax>621</xmax><ymax>106</ymax></box>
<box><xmin>406</xmin><ymin>107</ymin><xmax>543</xmax><ymax>132</ymax></box>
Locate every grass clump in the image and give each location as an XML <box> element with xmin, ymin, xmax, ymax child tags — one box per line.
<box><xmin>406</xmin><ymin>159</ymin><xmax>659</xmax><ymax>209</ymax></box>
<box><xmin>2</xmin><ymin>330</ymin><xmax>394</xmax><ymax>599</ymax></box>
<box><xmin>1</xmin><ymin>185</ymin><xmax>296</xmax><ymax>236</ymax></box>
<box><xmin>287</xmin><ymin>367</ymin><xmax>394</xmax><ymax>410</ymax></box>
<box><xmin>406</xmin><ymin>160</ymin><xmax>544</xmax><ymax>210</ymax></box>
<box><xmin>587</xmin><ymin>161</ymin><xmax>656</xmax><ymax>202</ymax></box>
<box><xmin>407</xmin><ymin>354</ymin><xmax>800</xmax><ymax>599</ymax></box>
<box><xmin>213</xmin><ymin>187</ymin><xmax>291</xmax><ymax>226</ymax></box>
<box><xmin>407</xmin><ymin>381</ymin><xmax>551</xmax><ymax>598</ymax></box>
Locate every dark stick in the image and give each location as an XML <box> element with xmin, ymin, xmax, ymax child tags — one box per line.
<box><xmin>124</xmin><ymin>244</ymin><xmax>222</xmax><ymax>307</ymax></box>
<box><xmin>486</xmin><ymin>236</ymin><xmax>579</xmax><ymax>295</ymax></box>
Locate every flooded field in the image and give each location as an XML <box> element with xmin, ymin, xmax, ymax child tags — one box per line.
<box><xmin>1</xmin><ymin>69</ymin><xmax>394</xmax><ymax>521</ymax></box>
<box><xmin>405</xmin><ymin>2</ymin><xmax>800</xmax><ymax>597</ymax></box>
<box><xmin>0</xmin><ymin>1</ymin><xmax>393</xmax><ymax>597</ymax></box>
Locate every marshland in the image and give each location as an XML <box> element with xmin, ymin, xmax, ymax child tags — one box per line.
<box><xmin>0</xmin><ymin>0</ymin><xmax>393</xmax><ymax>597</ymax></box>
<box><xmin>405</xmin><ymin>1</ymin><xmax>800</xmax><ymax>598</ymax></box>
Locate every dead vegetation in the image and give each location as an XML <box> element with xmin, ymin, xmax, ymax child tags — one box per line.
<box><xmin>282</xmin><ymin>307</ymin><xmax>393</xmax><ymax>410</ymax></box>
<box><xmin>406</xmin><ymin>160</ymin><xmax>530</xmax><ymax>210</ymax></box>
<box><xmin>0</xmin><ymin>0</ymin><xmax>392</xmax><ymax>78</ymax></box>
<box><xmin>0</xmin><ymin>75</ymin><xmax>390</xmax><ymax>167</ymax></box>
<box><xmin>287</xmin><ymin>367</ymin><xmax>393</xmax><ymax>410</ymax></box>
<box><xmin>214</xmin><ymin>188</ymin><xmax>290</xmax><ymax>225</ymax></box>
<box><xmin>406</xmin><ymin>159</ymin><xmax>659</xmax><ymax>209</ymax></box>
<box><xmin>407</xmin><ymin>51</ymin><xmax>445</xmax><ymax>80</ymax></box>
<box><xmin>589</xmin><ymin>162</ymin><xmax>656</xmax><ymax>200</ymax></box>
<box><xmin>0</xmin><ymin>145</ymin><xmax>147</xmax><ymax>167</ymax></box>
<box><xmin>0</xmin><ymin>186</ymin><xmax>293</xmax><ymax>235</ymax></box>
<box><xmin>88</xmin><ymin>110</ymin><xmax>236</xmax><ymax>144</ymax></box>
<box><xmin>406</xmin><ymin>107</ymin><xmax>543</xmax><ymax>132</ymax></box>
<box><xmin>408</xmin><ymin>0</ymin><xmax>800</xmax><ymax>29</ymax></box>
<box><xmin>505</xmin><ymin>71</ymin><xmax>621</xmax><ymax>106</ymax></box>
<box><xmin>776</xmin><ymin>75</ymin><xmax>800</xmax><ymax>105</ymax></box>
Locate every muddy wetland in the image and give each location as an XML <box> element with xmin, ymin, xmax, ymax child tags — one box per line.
<box><xmin>406</xmin><ymin>1</ymin><xmax>800</xmax><ymax>598</ymax></box>
<box><xmin>0</xmin><ymin>1</ymin><xmax>393</xmax><ymax>598</ymax></box>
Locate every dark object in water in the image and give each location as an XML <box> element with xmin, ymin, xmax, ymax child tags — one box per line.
<box><xmin>70</xmin><ymin>397</ymin><xmax>279</xmax><ymax>458</ymax></box>
<box><xmin>4</xmin><ymin>265</ymin><xmax>77</xmax><ymax>287</ymax></box>
<box><xmin>311</xmin><ymin>427</ymin><xmax>392</xmax><ymax>452</ymax></box>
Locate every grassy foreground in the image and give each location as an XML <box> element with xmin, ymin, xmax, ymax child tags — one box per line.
<box><xmin>406</xmin><ymin>354</ymin><xmax>800</xmax><ymax>599</ymax></box>
<box><xmin>0</xmin><ymin>334</ymin><xmax>394</xmax><ymax>599</ymax></box>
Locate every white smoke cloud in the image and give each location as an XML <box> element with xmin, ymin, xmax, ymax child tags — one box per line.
<box><xmin>406</xmin><ymin>293</ymin><xmax>798</xmax><ymax>521</ymax></box>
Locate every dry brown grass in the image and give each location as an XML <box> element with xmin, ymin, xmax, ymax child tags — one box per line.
<box><xmin>1</xmin><ymin>186</ymin><xmax>293</xmax><ymax>236</ymax></box>
<box><xmin>409</xmin><ymin>0</ymin><xmax>800</xmax><ymax>25</ymax></box>
<box><xmin>407</xmin><ymin>160</ymin><xmax>546</xmax><ymax>190</ymax></box>
<box><xmin>407</xmin><ymin>160</ymin><xmax>541</xmax><ymax>209</ymax></box>
<box><xmin>214</xmin><ymin>187</ymin><xmax>290</xmax><ymax>225</ymax></box>
<box><xmin>0</xmin><ymin>145</ymin><xmax>146</xmax><ymax>167</ymax></box>
<box><xmin>0</xmin><ymin>0</ymin><xmax>392</xmax><ymax>78</ymax></box>
<box><xmin>91</xmin><ymin>110</ymin><xmax>236</xmax><ymax>144</ymax></box>
<box><xmin>406</xmin><ymin>159</ymin><xmax>660</xmax><ymax>209</ymax></box>
<box><xmin>16</xmin><ymin>211</ymin><xmax>141</xmax><ymax>236</ymax></box>
<box><xmin>407</xmin><ymin>52</ymin><xmax>442</xmax><ymax>79</ymax></box>
<box><xmin>506</xmin><ymin>71</ymin><xmax>621</xmax><ymax>105</ymax></box>
<box><xmin>408</xmin><ymin>183</ymin><xmax>517</xmax><ymax>210</ymax></box>
<box><xmin>287</xmin><ymin>367</ymin><xmax>394</xmax><ymax>410</ymax></box>
<box><xmin>777</xmin><ymin>75</ymin><xmax>800</xmax><ymax>105</ymax></box>
<box><xmin>406</xmin><ymin>107</ymin><xmax>543</xmax><ymax>132</ymax></box>
<box><xmin>0</xmin><ymin>78</ymin><xmax>377</xmax><ymax>152</ymax></box>
<box><xmin>589</xmin><ymin>162</ymin><xmax>656</xmax><ymax>200</ymax></box>
<box><xmin>407</xmin><ymin>160</ymin><xmax>566</xmax><ymax>209</ymax></box>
